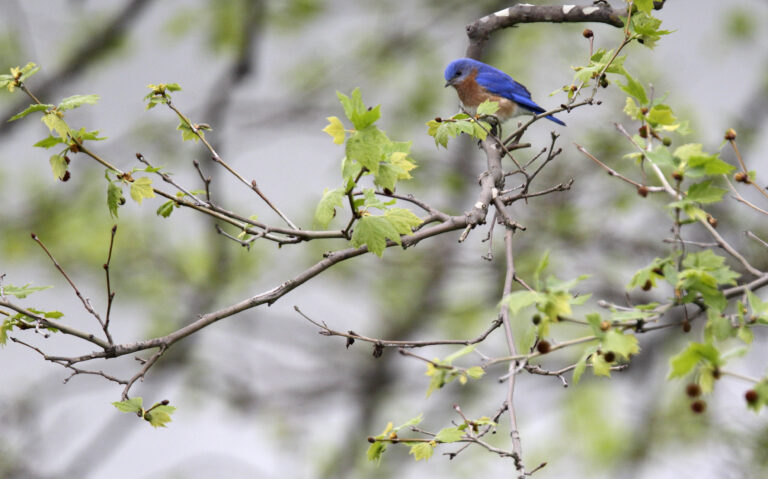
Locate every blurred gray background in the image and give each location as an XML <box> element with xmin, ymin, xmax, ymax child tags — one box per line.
<box><xmin>1</xmin><ymin>1</ymin><xmax>768</xmax><ymax>478</ymax></box>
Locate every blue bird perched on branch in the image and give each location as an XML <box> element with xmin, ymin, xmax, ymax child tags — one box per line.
<box><xmin>444</xmin><ymin>58</ymin><xmax>565</xmax><ymax>126</ymax></box>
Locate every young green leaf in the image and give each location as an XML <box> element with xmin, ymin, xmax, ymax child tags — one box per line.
<box><xmin>58</xmin><ymin>94</ymin><xmax>100</xmax><ymax>111</ymax></box>
<box><xmin>9</xmin><ymin>103</ymin><xmax>52</xmax><ymax>121</ymax></box>
<box><xmin>435</xmin><ymin>427</ymin><xmax>463</xmax><ymax>443</ymax></box>
<box><xmin>129</xmin><ymin>177</ymin><xmax>155</xmax><ymax>205</ymax></box>
<box><xmin>107</xmin><ymin>181</ymin><xmax>122</xmax><ymax>218</ymax></box>
<box><xmin>49</xmin><ymin>154</ymin><xmax>68</xmax><ymax>180</ymax></box>
<box><xmin>2</xmin><ymin>284</ymin><xmax>52</xmax><ymax>299</ymax></box>
<box><xmin>314</xmin><ymin>187</ymin><xmax>345</xmax><ymax>228</ymax></box>
<box><xmin>322</xmin><ymin>116</ymin><xmax>346</xmax><ymax>144</ymax></box>
<box><xmin>112</xmin><ymin>397</ymin><xmax>143</xmax><ymax>413</ymax></box>
<box><xmin>409</xmin><ymin>442</ymin><xmax>434</xmax><ymax>461</ymax></box>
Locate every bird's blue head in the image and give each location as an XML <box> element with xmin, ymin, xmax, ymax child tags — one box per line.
<box><xmin>444</xmin><ymin>58</ymin><xmax>484</xmax><ymax>88</ymax></box>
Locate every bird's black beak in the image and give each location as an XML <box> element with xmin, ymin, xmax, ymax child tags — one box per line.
<box><xmin>444</xmin><ymin>80</ymin><xmax>452</xmax><ymax>88</ymax></box>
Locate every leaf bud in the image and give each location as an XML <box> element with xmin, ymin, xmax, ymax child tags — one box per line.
<box><xmin>671</xmin><ymin>170</ymin><xmax>683</xmax><ymax>182</ymax></box>
<box><xmin>61</xmin><ymin>170</ymin><xmax>71</xmax><ymax>182</ymax></box>
<box><xmin>662</xmin><ymin>137</ymin><xmax>672</xmax><ymax>147</ymax></box>
<box><xmin>638</xmin><ymin>125</ymin><xmax>649</xmax><ymax>138</ymax></box>
<box><xmin>582</xmin><ymin>29</ymin><xmax>594</xmax><ymax>39</ymax></box>
<box><xmin>600</xmin><ymin>321</ymin><xmax>611</xmax><ymax>331</ymax></box>
<box><xmin>161</xmin><ymin>399</ymin><xmax>170</xmax><ymax>405</ymax></box>
<box><xmin>745</xmin><ymin>389</ymin><xmax>759</xmax><ymax>404</ymax></box>
<box><xmin>637</xmin><ymin>185</ymin><xmax>649</xmax><ymax>197</ymax></box>
<box><xmin>69</xmin><ymin>143</ymin><xmax>80</xmax><ymax>153</ymax></box>
<box><xmin>536</xmin><ymin>340</ymin><xmax>551</xmax><ymax>354</ymax></box>
<box><xmin>712</xmin><ymin>367</ymin><xmax>721</xmax><ymax>379</ymax></box>
<box><xmin>724</xmin><ymin>128</ymin><xmax>737</xmax><ymax>141</ymax></box>
<box><xmin>434</xmin><ymin>117</ymin><xmax>442</xmax><ymax>123</ymax></box>
<box><xmin>367</xmin><ymin>436</ymin><xmax>376</xmax><ymax>443</ymax></box>
<box><xmin>641</xmin><ymin>107</ymin><xmax>649</xmax><ymax>115</ymax></box>
<box><xmin>64</xmin><ymin>155</ymin><xmax>71</xmax><ymax>165</ymax></box>
<box><xmin>682</xmin><ymin>320</ymin><xmax>691</xmax><ymax>333</ymax></box>
<box><xmin>641</xmin><ymin>279</ymin><xmax>652</xmax><ymax>291</ymax></box>
<box><xmin>706</xmin><ymin>214</ymin><xmax>717</xmax><ymax>228</ymax></box>
<box><xmin>690</xmin><ymin>399</ymin><xmax>706</xmax><ymax>414</ymax></box>
<box><xmin>652</xmin><ymin>267</ymin><xmax>663</xmax><ymax>275</ymax></box>
<box><xmin>685</xmin><ymin>383</ymin><xmax>702</xmax><ymax>398</ymax></box>
<box><xmin>569</xmin><ymin>85</ymin><xmax>577</xmax><ymax>92</ymax></box>
<box><xmin>734</xmin><ymin>172</ymin><xmax>749</xmax><ymax>183</ymax></box>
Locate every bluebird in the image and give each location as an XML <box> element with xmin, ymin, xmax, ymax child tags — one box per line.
<box><xmin>444</xmin><ymin>58</ymin><xmax>565</xmax><ymax>126</ymax></box>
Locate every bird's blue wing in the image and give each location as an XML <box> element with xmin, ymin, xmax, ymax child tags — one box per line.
<box><xmin>475</xmin><ymin>67</ymin><xmax>565</xmax><ymax>126</ymax></box>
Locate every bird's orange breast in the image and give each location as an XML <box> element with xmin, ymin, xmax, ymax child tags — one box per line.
<box><xmin>453</xmin><ymin>69</ymin><xmax>517</xmax><ymax>120</ymax></box>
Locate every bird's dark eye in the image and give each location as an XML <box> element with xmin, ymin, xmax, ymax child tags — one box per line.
<box><xmin>454</xmin><ymin>70</ymin><xmax>461</xmax><ymax>77</ymax></box>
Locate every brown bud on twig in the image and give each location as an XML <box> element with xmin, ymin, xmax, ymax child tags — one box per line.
<box><xmin>161</xmin><ymin>399</ymin><xmax>170</xmax><ymax>405</ymax></box>
<box><xmin>745</xmin><ymin>389</ymin><xmax>759</xmax><ymax>404</ymax></box>
<box><xmin>532</xmin><ymin>314</ymin><xmax>541</xmax><ymax>325</ymax></box>
<box><xmin>706</xmin><ymin>214</ymin><xmax>718</xmax><ymax>228</ymax></box>
<box><xmin>61</xmin><ymin>171</ymin><xmax>71</xmax><ymax>182</ymax></box>
<box><xmin>345</xmin><ymin>332</ymin><xmax>355</xmax><ymax>349</ymax></box>
<box><xmin>734</xmin><ymin>172</ymin><xmax>749</xmax><ymax>183</ymax></box>
<box><xmin>724</xmin><ymin>128</ymin><xmax>737</xmax><ymax>141</ymax></box>
<box><xmin>536</xmin><ymin>340</ymin><xmax>551</xmax><ymax>354</ymax></box>
<box><xmin>582</xmin><ymin>29</ymin><xmax>594</xmax><ymax>39</ymax></box>
<box><xmin>641</xmin><ymin>279</ymin><xmax>652</xmax><ymax>291</ymax></box>
<box><xmin>69</xmin><ymin>143</ymin><xmax>79</xmax><ymax>153</ymax></box>
<box><xmin>64</xmin><ymin>155</ymin><xmax>71</xmax><ymax>165</ymax></box>
<box><xmin>690</xmin><ymin>399</ymin><xmax>706</xmax><ymax>414</ymax></box>
<box><xmin>638</xmin><ymin>125</ymin><xmax>649</xmax><ymax>138</ymax></box>
<box><xmin>367</xmin><ymin>436</ymin><xmax>376</xmax><ymax>443</ymax></box>
<box><xmin>372</xmin><ymin>342</ymin><xmax>383</xmax><ymax>358</ymax></box>
<box><xmin>685</xmin><ymin>383</ymin><xmax>702</xmax><ymax>398</ymax></box>
<box><xmin>637</xmin><ymin>185</ymin><xmax>649</xmax><ymax>197</ymax></box>
<box><xmin>712</xmin><ymin>367</ymin><xmax>721</xmax><ymax>380</ymax></box>
<box><xmin>135</xmin><ymin>153</ymin><xmax>143</xmax><ymax>160</ymax></box>
<box><xmin>641</xmin><ymin>107</ymin><xmax>649</xmax><ymax>115</ymax></box>
<box><xmin>600</xmin><ymin>321</ymin><xmax>611</xmax><ymax>332</ymax></box>
<box><xmin>118</xmin><ymin>197</ymin><xmax>126</xmax><ymax>205</ymax></box>
<box><xmin>434</xmin><ymin>117</ymin><xmax>442</xmax><ymax>123</ymax></box>
<box><xmin>569</xmin><ymin>85</ymin><xmax>577</xmax><ymax>92</ymax></box>
<box><xmin>652</xmin><ymin>267</ymin><xmax>663</xmax><ymax>275</ymax></box>
<box><xmin>603</xmin><ymin>351</ymin><xmax>616</xmax><ymax>363</ymax></box>
<box><xmin>672</xmin><ymin>170</ymin><xmax>683</xmax><ymax>182</ymax></box>
<box><xmin>682</xmin><ymin>320</ymin><xmax>691</xmax><ymax>333</ymax></box>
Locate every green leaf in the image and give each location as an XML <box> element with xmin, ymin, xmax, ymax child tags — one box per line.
<box><xmin>350</xmin><ymin>214</ymin><xmax>401</xmax><ymax>256</ymax></box>
<box><xmin>156</xmin><ymin>200</ymin><xmax>175</xmax><ymax>218</ymax></box>
<box><xmin>345</xmin><ymin>126</ymin><xmax>387</xmax><ymax>174</ymax></box>
<box><xmin>393</xmin><ymin>414</ymin><xmax>424</xmax><ymax>432</ymax></box>
<box><xmin>314</xmin><ymin>187</ymin><xmax>345</xmax><ymax>229</ymax></box>
<box><xmin>634</xmin><ymin>0</ymin><xmax>654</xmax><ymax>14</ymax></box>
<box><xmin>42</xmin><ymin>112</ymin><xmax>70</xmax><ymax>139</ymax></box>
<box><xmin>503</xmin><ymin>290</ymin><xmax>542</xmax><ymax>315</ymax></box>
<box><xmin>44</xmin><ymin>311</ymin><xmax>64</xmax><ymax>319</ymax></box>
<box><xmin>0</xmin><ymin>320</ymin><xmax>14</xmax><ymax>346</ymax></box>
<box><xmin>58</xmin><ymin>94</ymin><xmax>99</xmax><ymax>111</ymax></box>
<box><xmin>686</xmin><ymin>180</ymin><xmax>726</xmax><ymax>204</ymax></box>
<box><xmin>668</xmin><ymin>342</ymin><xmax>721</xmax><ymax>379</ymax></box>
<box><xmin>367</xmin><ymin>441</ymin><xmax>386</xmax><ymax>464</ymax></box>
<box><xmin>9</xmin><ymin>103</ymin><xmax>51</xmax><ymax>121</ymax></box>
<box><xmin>176</xmin><ymin>121</ymin><xmax>202</xmax><ymax>142</ymax></box>
<box><xmin>444</xmin><ymin>345</ymin><xmax>475</xmax><ymax>364</ymax></box>
<box><xmin>2</xmin><ymin>284</ymin><xmax>52</xmax><ymax>299</ymax></box>
<box><xmin>476</xmin><ymin>99</ymin><xmax>500</xmax><ymax>116</ymax></box>
<box><xmin>466</xmin><ymin>366</ymin><xmax>485</xmax><ymax>380</ymax></box>
<box><xmin>382</xmin><ymin>208</ymin><xmax>421</xmax><ymax>235</ymax></box>
<box><xmin>623</xmin><ymin>97</ymin><xmax>642</xmax><ymax>120</ymax></box>
<box><xmin>112</xmin><ymin>397</ymin><xmax>143</xmax><ymax>413</ymax></box>
<box><xmin>107</xmin><ymin>181</ymin><xmax>122</xmax><ymax>218</ymax></box>
<box><xmin>322</xmin><ymin>116</ymin><xmax>346</xmax><ymax>144</ymax></box>
<box><xmin>572</xmin><ymin>347</ymin><xmax>596</xmax><ymax>385</ymax></box>
<box><xmin>49</xmin><ymin>154</ymin><xmax>68</xmax><ymax>180</ymax></box>
<box><xmin>33</xmin><ymin>136</ymin><xmax>66</xmax><ymax>149</ymax></box>
<box><xmin>337</xmin><ymin>88</ymin><xmax>380</xmax><ymax>130</ymax></box>
<box><xmin>145</xmin><ymin>404</ymin><xmax>176</xmax><ymax>428</ymax></box>
<box><xmin>129</xmin><ymin>177</ymin><xmax>155</xmax><ymax>205</ymax></box>
<box><xmin>601</xmin><ymin>330</ymin><xmax>640</xmax><ymax>360</ymax></box>
<box><xmin>647</xmin><ymin>104</ymin><xmax>676</xmax><ymax>126</ymax></box>
<box><xmin>409</xmin><ymin>442</ymin><xmax>434</xmax><ymax>461</ymax></box>
<box><xmin>591</xmin><ymin>354</ymin><xmax>612</xmax><ymax>377</ymax></box>
<box><xmin>435</xmin><ymin>427</ymin><xmax>463</xmax><ymax>443</ymax></box>
<box><xmin>619</xmin><ymin>75</ymin><xmax>649</xmax><ymax>105</ymax></box>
